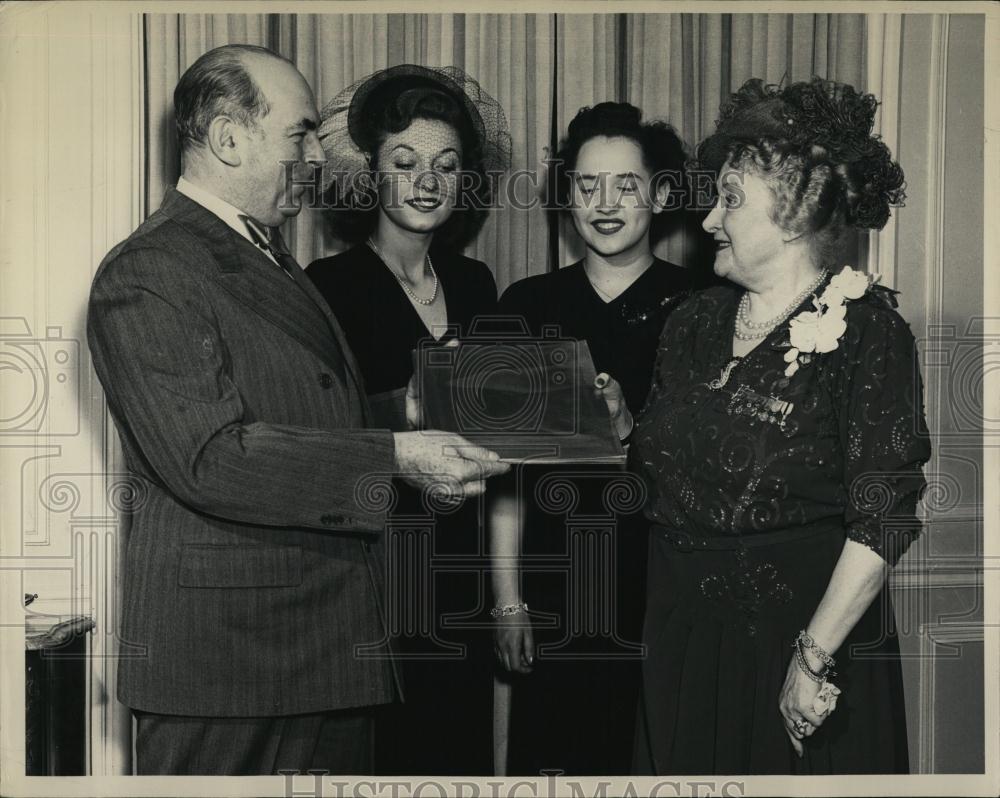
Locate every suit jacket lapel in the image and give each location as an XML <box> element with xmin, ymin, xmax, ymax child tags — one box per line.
<box><xmin>159</xmin><ymin>189</ymin><xmax>368</xmax><ymax>400</ymax></box>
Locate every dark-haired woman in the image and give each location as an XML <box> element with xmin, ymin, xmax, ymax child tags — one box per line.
<box><xmin>491</xmin><ymin>102</ymin><xmax>707</xmax><ymax>776</ymax></box>
<box><xmin>633</xmin><ymin>78</ymin><xmax>931</xmax><ymax>775</ymax></box>
<box><xmin>306</xmin><ymin>65</ymin><xmax>511</xmax><ymax>776</ymax></box>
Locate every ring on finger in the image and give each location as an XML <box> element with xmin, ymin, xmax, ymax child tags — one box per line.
<box><xmin>793</xmin><ymin>719</ymin><xmax>809</xmax><ymax>734</ymax></box>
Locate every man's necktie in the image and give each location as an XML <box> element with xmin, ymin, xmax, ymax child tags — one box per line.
<box><xmin>239</xmin><ymin>214</ymin><xmax>299</xmax><ymax>281</ymax></box>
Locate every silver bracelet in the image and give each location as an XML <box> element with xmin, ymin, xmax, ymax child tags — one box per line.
<box><xmin>490</xmin><ymin>602</ymin><xmax>528</xmax><ymax>618</ymax></box>
<box><xmin>793</xmin><ymin>640</ymin><xmax>828</xmax><ymax>683</ymax></box>
<box><xmin>797</xmin><ymin>629</ymin><xmax>836</xmax><ymax>669</ymax></box>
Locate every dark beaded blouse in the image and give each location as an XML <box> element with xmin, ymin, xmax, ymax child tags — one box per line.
<box><xmin>633</xmin><ymin>280</ymin><xmax>932</xmax><ymax>566</ymax></box>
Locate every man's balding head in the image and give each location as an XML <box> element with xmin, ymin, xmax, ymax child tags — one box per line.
<box><xmin>173</xmin><ymin>44</ymin><xmax>323</xmax><ymax>226</ymax></box>
<box><xmin>174</xmin><ymin>44</ymin><xmax>293</xmax><ymax>155</ymax></box>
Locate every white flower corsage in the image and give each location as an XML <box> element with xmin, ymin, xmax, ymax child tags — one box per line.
<box><xmin>812</xmin><ymin>679</ymin><xmax>842</xmax><ymax>717</ymax></box>
<box><xmin>784</xmin><ymin>267</ymin><xmax>879</xmax><ymax>377</ymax></box>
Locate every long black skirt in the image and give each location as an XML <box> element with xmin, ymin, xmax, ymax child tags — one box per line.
<box><xmin>374</xmin><ymin>493</ymin><xmax>494</xmax><ymax>776</ymax></box>
<box><xmin>506</xmin><ymin>502</ymin><xmax>649</xmax><ymax>776</ymax></box>
<box><xmin>635</xmin><ymin>521</ymin><xmax>910</xmax><ymax>775</ymax></box>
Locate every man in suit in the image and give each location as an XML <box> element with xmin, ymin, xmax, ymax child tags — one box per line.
<box><xmin>87</xmin><ymin>43</ymin><xmax>507</xmax><ymax>776</ymax></box>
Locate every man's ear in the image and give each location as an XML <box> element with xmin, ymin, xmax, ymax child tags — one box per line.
<box><xmin>206</xmin><ymin>116</ymin><xmax>242</xmax><ymax>167</ymax></box>
<box><xmin>651</xmin><ymin>180</ymin><xmax>670</xmax><ymax>215</ymax></box>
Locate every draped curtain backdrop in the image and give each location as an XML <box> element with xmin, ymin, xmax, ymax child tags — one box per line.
<box><xmin>144</xmin><ymin>13</ymin><xmax>866</xmax><ymax>292</ymax></box>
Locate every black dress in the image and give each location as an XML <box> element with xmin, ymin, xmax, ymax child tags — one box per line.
<box><xmin>306</xmin><ymin>244</ymin><xmax>498</xmax><ymax>776</ymax></box>
<box><xmin>631</xmin><ymin>280</ymin><xmax>931</xmax><ymax>774</ymax></box>
<box><xmin>497</xmin><ymin>258</ymin><xmax>700</xmax><ymax>776</ymax></box>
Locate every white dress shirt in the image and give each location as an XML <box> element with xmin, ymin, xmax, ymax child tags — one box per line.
<box><xmin>176</xmin><ymin>176</ymin><xmax>278</xmax><ymax>266</ymax></box>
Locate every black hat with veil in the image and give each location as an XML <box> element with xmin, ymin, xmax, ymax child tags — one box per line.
<box><xmin>317</xmin><ymin>64</ymin><xmax>512</xmax><ymax>246</ymax></box>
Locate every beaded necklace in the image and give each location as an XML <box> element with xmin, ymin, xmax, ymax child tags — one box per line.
<box><xmin>367</xmin><ymin>237</ymin><xmax>439</xmax><ymax>306</ymax></box>
<box><xmin>733</xmin><ymin>270</ymin><xmax>828</xmax><ymax>341</ymax></box>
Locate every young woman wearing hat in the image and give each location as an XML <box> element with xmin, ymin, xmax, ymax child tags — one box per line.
<box><xmin>306</xmin><ymin>64</ymin><xmax>511</xmax><ymax>776</ymax></box>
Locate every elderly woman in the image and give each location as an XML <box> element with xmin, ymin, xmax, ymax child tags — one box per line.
<box><xmin>632</xmin><ymin>78</ymin><xmax>931</xmax><ymax>774</ymax></box>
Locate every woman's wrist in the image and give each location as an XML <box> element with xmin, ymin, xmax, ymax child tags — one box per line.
<box><xmin>491</xmin><ymin>590</ymin><xmax>521</xmax><ymax>609</ymax></box>
<box><xmin>491</xmin><ymin>582</ymin><xmax>522</xmax><ymax>610</ymax></box>
<box><xmin>802</xmin><ymin>629</ymin><xmax>838</xmax><ymax>664</ymax></box>
<box><xmin>491</xmin><ymin>601</ymin><xmax>528</xmax><ymax>619</ymax></box>
<box><xmin>801</xmin><ymin>645</ymin><xmax>827</xmax><ymax>675</ymax></box>
<box><xmin>792</xmin><ymin>629</ymin><xmax>837</xmax><ymax>682</ymax></box>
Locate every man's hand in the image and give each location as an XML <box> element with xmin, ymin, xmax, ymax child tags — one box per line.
<box><xmin>393</xmin><ymin>431</ymin><xmax>509</xmax><ymax>500</ymax></box>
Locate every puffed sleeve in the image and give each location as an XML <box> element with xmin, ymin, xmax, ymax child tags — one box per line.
<box><xmin>836</xmin><ymin>297</ymin><xmax>931</xmax><ymax>565</ymax></box>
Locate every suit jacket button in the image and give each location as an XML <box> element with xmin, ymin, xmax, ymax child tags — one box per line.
<box><xmin>318</xmin><ymin>372</ymin><xmax>334</xmax><ymax>389</ymax></box>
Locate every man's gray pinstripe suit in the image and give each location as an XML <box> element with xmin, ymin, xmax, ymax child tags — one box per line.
<box><xmin>87</xmin><ymin>188</ymin><xmax>403</xmax><ymax>769</ymax></box>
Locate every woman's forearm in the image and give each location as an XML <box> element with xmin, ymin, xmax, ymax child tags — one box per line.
<box><xmin>802</xmin><ymin>538</ymin><xmax>887</xmax><ymax>671</ymax></box>
<box><xmin>488</xmin><ymin>478</ymin><xmax>523</xmax><ymax>606</ymax></box>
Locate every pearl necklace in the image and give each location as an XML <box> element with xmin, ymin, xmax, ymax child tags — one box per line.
<box><xmin>367</xmin><ymin>237</ymin><xmax>439</xmax><ymax>306</ymax></box>
<box><xmin>734</xmin><ymin>271</ymin><xmax>827</xmax><ymax>341</ymax></box>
